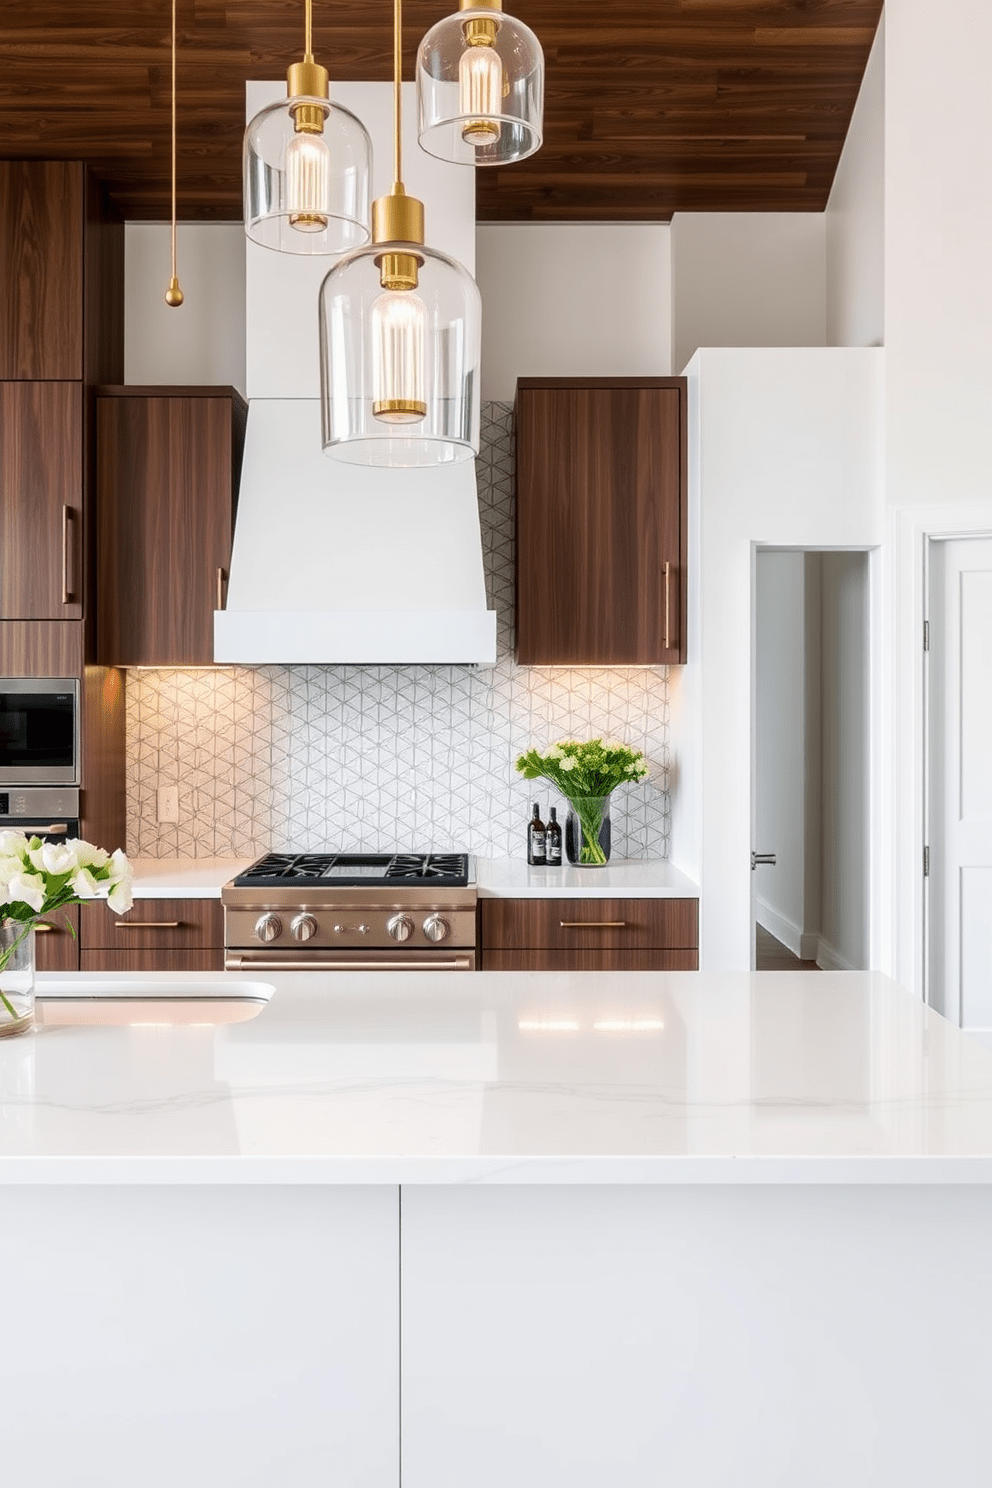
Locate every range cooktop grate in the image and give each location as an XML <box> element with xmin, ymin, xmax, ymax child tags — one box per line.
<box><xmin>233</xmin><ymin>852</ymin><xmax>471</xmax><ymax>889</ymax></box>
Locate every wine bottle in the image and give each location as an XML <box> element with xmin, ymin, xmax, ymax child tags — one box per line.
<box><xmin>546</xmin><ymin>806</ymin><xmax>563</xmax><ymax>866</ymax></box>
<box><xmin>527</xmin><ymin>802</ymin><xmax>547</xmax><ymax>865</ymax></box>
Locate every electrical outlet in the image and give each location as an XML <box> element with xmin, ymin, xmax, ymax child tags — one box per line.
<box><xmin>157</xmin><ymin>785</ymin><xmax>179</xmax><ymax>824</ymax></box>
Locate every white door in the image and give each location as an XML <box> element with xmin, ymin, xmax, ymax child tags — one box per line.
<box><xmin>928</xmin><ymin>537</ymin><xmax>992</xmax><ymax>1028</ymax></box>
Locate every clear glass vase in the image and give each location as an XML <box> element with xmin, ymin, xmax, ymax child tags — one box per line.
<box><xmin>564</xmin><ymin>796</ymin><xmax>612</xmax><ymax>868</ymax></box>
<box><xmin>0</xmin><ymin>921</ymin><xmax>35</xmax><ymax>1038</ymax></box>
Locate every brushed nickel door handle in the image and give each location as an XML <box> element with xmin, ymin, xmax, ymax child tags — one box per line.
<box><xmin>116</xmin><ymin>920</ymin><xmax>182</xmax><ymax>930</ymax></box>
<box><xmin>751</xmin><ymin>853</ymin><xmax>777</xmax><ymax>871</ymax></box>
<box><xmin>559</xmin><ymin>920</ymin><xmax>628</xmax><ymax>929</ymax></box>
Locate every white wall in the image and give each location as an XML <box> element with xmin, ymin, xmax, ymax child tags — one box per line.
<box><xmin>671</xmin><ymin>347</ymin><xmax>883</xmax><ymax>972</ymax></box>
<box><xmin>819</xmin><ymin>551</ymin><xmax>870</xmax><ymax>971</ymax></box>
<box><xmin>125</xmin><ymin>224</ymin><xmax>246</xmax><ymax>392</ymax></box>
<box><xmin>754</xmin><ymin>551</ymin><xmax>808</xmax><ymax>952</ymax></box>
<box><xmin>825</xmin><ymin>16</ymin><xmax>885</xmax><ymax>348</ymax></box>
<box><xmin>476</xmin><ymin>224</ymin><xmax>671</xmax><ymax>401</ymax></box>
<box><xmin>669</xmin><ymin>213</ymin><xmax>827</xmax><ymax>375</ymax></box>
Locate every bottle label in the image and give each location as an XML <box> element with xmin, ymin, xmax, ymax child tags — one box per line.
<box><xmin>529</xmin><ymin>830</ymin><xmax>546</xmax><ymax>861</ymax></box>
<box><xmin>547</xmin><ymin>838</ymin><xmax>562</xmax><ymax>865</ymax></box>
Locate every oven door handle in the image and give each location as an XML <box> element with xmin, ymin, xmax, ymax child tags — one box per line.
<box><xmin>6</xmin><ymin>822</ymin><xmax>70</xmax><ymax>837</ymax></box>
<box><xmin>225</xmin><ymin>954</ymin><xmax>475</xmax><ymax>972</ymax></box>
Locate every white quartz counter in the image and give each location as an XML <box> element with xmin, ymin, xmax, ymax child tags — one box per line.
<box><xmin>130</xmin><ymin>857</ymin><xmax>254</xmax><ymax>897</ymax></box>
<box><xmin>476</xmin><ymin>857</ymin><xmax>698</xmax><ymax>897</ymax></box>
<box><xmin>130</xmin><ymin>856</ymin><xmax>698</xmax><ymax>899</ymax></box>
<box><xmin>4</xmin><ymin>968</ymin><xmax>992</xmax><ymax>1184</ymax></box>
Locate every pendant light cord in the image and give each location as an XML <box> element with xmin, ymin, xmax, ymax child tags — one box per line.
<box><xmin>305</xmin><ymin>0</ymin><xmax>313</xmax><ymax>61</ymax></box>
<box><xmin>170</xmin><ymin>0</ymin><xmax>177</xmax><ymax>276</ymax></box>
<box><xmin>393</xmin><ymin>0</ymin><xmax>403</xmax><ymax>191</ymax></box>
<box><xmin>165</xmin><ymin>0</ymin><xmax>183</xmax><ymax>305</ymax></box>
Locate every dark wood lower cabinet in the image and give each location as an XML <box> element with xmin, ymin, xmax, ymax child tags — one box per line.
<box><xmin>80</xmin><ymin>950</ymin><xmax>224</xmax><ymax>973</ymax></box>
<box><xmin>79</xmin><ymin>898</ymin><xmax>224</xmax><ymax>971</ymax></box>
<box><xmin>483</xmin><ymin>949</ymin><xmax>698</xmax><ymax>972</ymax></box>
<box><xmin>35</xmin><ymin>906</ymin><xmax>81</xmax><ymax>973</ymax></box>
<box><xmin>481</xmin><ymin>896</ymin><xmax>699</xmax><ymax>972</ymax></box>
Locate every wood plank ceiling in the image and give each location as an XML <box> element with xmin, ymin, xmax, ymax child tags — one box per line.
<box><xmin>0</xmin><ymin>1</ymin><xmax>883</xmax><ymax>223</ymax></box>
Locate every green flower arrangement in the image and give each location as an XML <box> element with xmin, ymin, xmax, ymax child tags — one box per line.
<box><xmin>515</xmin><ymin>739</ymin><xmax>649</xmax><ymax>866</ymax></box>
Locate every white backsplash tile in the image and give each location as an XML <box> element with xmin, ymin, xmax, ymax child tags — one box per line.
<box><xmin>127</xmin><ymin>402</ymin><xmax>671</xmax><ymax>859</ymax></box>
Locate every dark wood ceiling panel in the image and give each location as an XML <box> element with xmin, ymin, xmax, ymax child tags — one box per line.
<box><xmin>0</xmin><ymin>1</ymin><xmax>883</xmax><ymax>223</ymax></box>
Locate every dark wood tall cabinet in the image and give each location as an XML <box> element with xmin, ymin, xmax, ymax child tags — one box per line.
<box><xmin>95</xmin><ymin>388</ymin><xmax>247</xmax><ymax>667</ymax></box>
<box><xmin>0</xmin><ymin>162</ymin><xmax>84</xmax><ymax>381</ymax></box>
<box><xmin>0</xmin><ymin>382</ymin><xmax>83</xmax><ymax>619</ymax></box>
<box><xmin>515</xmin><ymin>377</ymin><xmax>687</xmax><ymax>666</ymax></box>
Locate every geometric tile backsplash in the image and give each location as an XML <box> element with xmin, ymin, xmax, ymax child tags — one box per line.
<box><xmin>126</xmin><ymin>402</ymin><xmax>671</xmax><ymax>860</ymax></box>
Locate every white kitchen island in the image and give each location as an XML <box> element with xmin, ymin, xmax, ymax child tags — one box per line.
<box><xmin>3</xmin><ymin>969</ymin><xmax>992</xmax><ymax>1488</ymax></box>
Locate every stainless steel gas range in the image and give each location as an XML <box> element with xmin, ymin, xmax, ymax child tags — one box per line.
<box><xmin>222</xmin><ymin>853</ymin><xmax>478</xmax><ymax>971</ymax></box>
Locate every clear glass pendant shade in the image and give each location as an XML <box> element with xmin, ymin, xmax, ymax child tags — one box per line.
<box><xmin>319</xmin><ymin>242</ymin><xmax>481</xmax><ymax>466</ymax></box>
<box><xmin>417</xmin><ymin>7</ymin><xmax>543</xmax><ymax>165</ymax></box>
<box><xmin>244</xmin><ymin>96</ymin><xmax>372</xmax><ymax>254</ymax></box>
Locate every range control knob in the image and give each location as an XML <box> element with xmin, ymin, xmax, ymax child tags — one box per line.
<box><xmin>423</xmin><ymin>913</ymin><xmax>450</xmax><ymax>943</ymax></box>
<box><xmin>291</xmin><ymin>913</ymin><xmax>318</xmax><ymax>943</ymax></box>
<box><xmin>254</xmin><ymin>913</ymin><xmax>282</xmax><ymax>944</ymax></box>
<box><xmin>387</xmin><ymin>913</ymin><xmax>415</xmax><ymax>943</ymax></box>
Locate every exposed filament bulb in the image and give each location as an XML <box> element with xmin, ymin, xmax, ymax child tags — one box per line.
<box><xmin>286</xmin><ymin>127</ymin><xmax>331</xmax><ymax>232</ymax></box>
<box><xmin>459</xmin><ymin>43</ymin><xmax>503</xmax><ymax>145</ymax></box>
<box><xmin>372</xmin><ymin>290</ymin><xmax>427</xmax><ymax>422</ymax></box>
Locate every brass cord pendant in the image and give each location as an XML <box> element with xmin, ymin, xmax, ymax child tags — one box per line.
<box><xmin>165</xmin><ymin>0</ymin><xmax>184</xmax><ymax>307</ymax></box>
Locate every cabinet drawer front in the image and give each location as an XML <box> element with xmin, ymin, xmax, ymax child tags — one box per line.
<box><xmin>481</xmin><ymin>898</ymin><xmax>698</xmax><ymax>951</ymax></box>
<box><xmin>80</xmin><ymin>899</ymin><xmax>223</xmax><ymax>950</ymax></box>
<box><xmin>35</xmin><ymin>905</ymin><xmax>81</xmax><ymax>973</ymax></box>
<box><xmin>482</xmin><ymin>949</ymin><xmax>698</xmax><ymax>972</ymax></box>
<box><xmin>80</xmin><ymin>949</ymin><xmax>224</xmax><ymax>973</ymax></box>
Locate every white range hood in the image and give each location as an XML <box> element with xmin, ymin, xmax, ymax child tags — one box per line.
<box><xmin>213</xmin><ymin>80</ymin><xmax>497</xmax><ymax>667</ymax></box>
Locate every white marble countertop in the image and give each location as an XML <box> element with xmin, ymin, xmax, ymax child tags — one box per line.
<box><xmin>5</xmin><ymin>969</ymin><xmax>992</xmax><ymax>1184</ymax></box>
<box><xmin>476</xmin><ymin>858</ymin><xmax>698</xmax><ymax>897</ymax></box>
<box><xmin>130</xmin><ymin>856</ymin><xmax>698</xmax><ymax>899</ymax></box>
<box><xmin>130</xmin><ymin>857</ymin><xmax>254</xmax><ymax>898</ymax></box>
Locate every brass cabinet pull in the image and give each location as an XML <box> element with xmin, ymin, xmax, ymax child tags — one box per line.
<box><xmin>216</xmin><ymin>566</ymin><xmax>227</xmax><ymax>610</ymax></box>
<box><xmin>116</xmin><ymin>920</ymin><xmax>182</xmax><ymax>930</ymax></box>
<box><xmin>663</xmin><ymin>560</ymin><xmax>670</xmax><ymax>651</ymax></box>
<box><xmin>559</xmin><ymin>920</ymin><xmax>628</xmax><ymax>929</ymax></box>
<box><xmin>61</xmin><ymin>505</ymin><xmax>75</xmax><ymax>604</ymax></box>
<box><xmin>34</xmin><ymin>923</ymin><xmax>55</xmax><ymax>933</ymax></box>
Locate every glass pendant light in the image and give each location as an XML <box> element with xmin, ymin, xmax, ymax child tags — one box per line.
<box><xmin>417</xmin><ymin>0</ymin><xmax>543</xmax><ymax>166</ymax></box>
<box><xmin>244</xmin><ymin>0</ymin><xmax>372</xmax><ymax>255</ymax></box>
<box><xmin>318</xmin><ymin>0</ymin><xmax>481</xmax><ymax>466</ymax></box>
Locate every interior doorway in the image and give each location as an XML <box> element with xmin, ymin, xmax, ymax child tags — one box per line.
<box><xmin>926</xmin><ymin>536</ymin><xmax>992</xmax><ymax>1030</ymax></box>
<box><xmin>752</xmin><ymin>549</ymin><xmax>871</xmax><ymax>971</ymax></box>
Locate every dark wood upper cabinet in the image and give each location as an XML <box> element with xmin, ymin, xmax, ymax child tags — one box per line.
<box><xmin>0</xmin><ymin>162</ymin><xmax>83</xmax><ymax>380</ymax></box>
<box><xmin>515</xmin><ymin>378</ymin><xmax>687</xmax><ymax>666</ymax></box>
<box><xmin>0</xmin><ymin>162</ymin><xmax>122</xmax><ymax>385</ymax></box>
<box><xmin>95</xmin><ymin>388</ymin><xmax>247</xmax><ymax>666</ymax></box>
<box><xmin>0</xmin><ymin>383</ymin><xmax>84</xmax><ymax>620</ymax></box>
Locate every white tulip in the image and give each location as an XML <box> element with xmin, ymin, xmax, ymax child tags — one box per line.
<box><xmin>4</xmin><ymin>872</ymin><xmax>47</xmax><ymax>914</ymax></box>
<box><xmin>70</xmin><ymin>867</ymin><xmax>101</xmax><ymax>900</ymax></box>
<box><xmin>28</xmin><ymin>841</ymin><xmax>81</xmax><ymax>877</ymax></box>
<box><xmin>0</xmin><ymin>830</ymin><xmax>29</xmax><ymax>860</ymax></box>
<box><xmin>68</xmin><ymin>839</ymin><xmax>110</xmax><ymax>870</ymax></box>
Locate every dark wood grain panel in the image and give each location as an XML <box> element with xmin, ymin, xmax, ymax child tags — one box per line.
<box><xmin>80</xmin><ymin>665</ymin><xmax>126</xmax><ymax>855</ymax></box>
<box><xmin>0</xmin><ymin>162</ymin><xmax>83</xmax><ymax>379</ymax></box>
<box><xmin>0</xmin><ymin>622</ymin><xmax>83</xmax><ymax>677</ymax></box>
<box><xmin>83</xmin><ymin>170</ymin><xmax>125</xmax><ymax>388</ymax></box>
<box><xmin>35</xmin><ymin>905</ymin><xmax>81</xmax><ymax>974</ymax></box>
<box><xmin>81</xmin><ymin>898</ymin><xmax>224</xmax><ymax>951</ymax></box>
<box><xmin>516</xmin><ymin>379</ymin><xmax>686</xmax><ymax>666</ymax></box>
<box><xmin>0</xmin><ymin>383</ymin><xmax>83</xmax><ymax>621</ymax></box>
<box><xmin>482</xmin><ymin>949</ymin><xmax>698</xmax><ymax>971</ymax></box>
<box><xmin>96</xmin><ymin>391</ymin><xmax>246</xmax><ymax>666</ymax></box>
<box><xmin>0</xmin><ymin>4</ymin><xmax>883</xmax><ymax>223</ymax></box>
<box><xmin>481</xmin><ymin>897</ymin><xmax>698</xmax><ymax>951</ymax></box>
<box><xmin>80</xmin><ymin>949</ymin><xmax>225</xmax><ymax>973</ymax></box>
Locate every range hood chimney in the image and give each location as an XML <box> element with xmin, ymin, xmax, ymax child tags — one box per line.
<box><xmin>213</xmin><ymin>81</ymin><xmax>497</xmax><ymax>666</ymax></box>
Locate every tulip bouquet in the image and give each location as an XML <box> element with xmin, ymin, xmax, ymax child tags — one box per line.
<box><xmin>0</xmin><ymin>832</ymin><xmax>133</xmax><ymax>1030</ymax></box>
<box><xmin>515</xmin><ymin>739</ymin><xmax>649</xmax><ymax>866</ymax></box>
